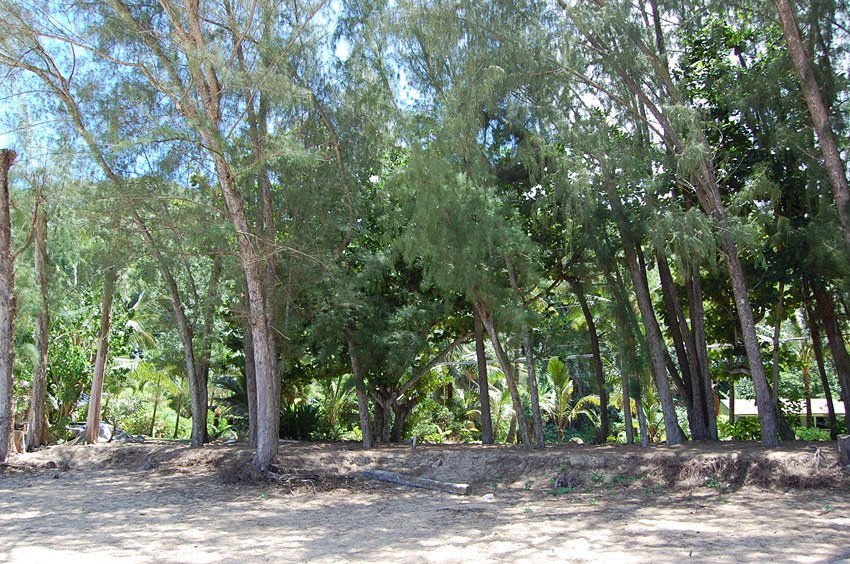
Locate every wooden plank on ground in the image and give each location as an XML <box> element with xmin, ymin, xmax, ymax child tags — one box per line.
<box><xmin>362</xmin><ymin>469</ymin><xmax>470</xmax><ymax>495</ymax></box>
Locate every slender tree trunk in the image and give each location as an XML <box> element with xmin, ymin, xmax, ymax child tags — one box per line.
<box><xmin>610</xmin><ymin>234</ymin><xmax>682</xmax><ymax>443</ymax></box>
<box><xmin>616</xmin><ymin>341</ymin><xmax>634</xmax><ymax>445</ymax></box>
<box><xmin>603</xmin><ymin>179</ymin><xmax>682</xmax><ymax>444</ymax></box>
<box><xmin>657</xmin><ymin>253</ymin><xmax>710</xmax><ymax>440</ymax></box>
<box><xmin>85</xmin><ymin>267</ymin><xmax>117</xmax><ymax>444</ymax></box>
<box><xmin>771</xmin><ymin>281</ymin><xmax>785</xmax><ymax>403</ymax></box>
<box><xmin>802</xmin><ymin>363</ymin><xmax>813</xmax><ymax>428</ymax></box>
<box><xmin>346</xmin><ymin>330</ymin><xmax>373</xmax><ymax>449</ymax></box>
<box><xmin>686</xmin><ymin>265</ymin><xmax>718</xmax><ymax>440</ymax></box>
<box><xmin>504</xmin><ymin>256</ymin><xmax>545</xmax><ymax>447</ymax></box>
<box><xmin>775</xmin><ymin>0</ymin><xmax>850</xmax><ymax>256</ymax></box>
<box><xmin>810</xmin><ymin>279</ymin><xmax>850</xmax><ymax>420</ymax></box>
<box><xmin>635</xmin><ymin>384</ymin><xmax>649</xmax><ymax>447</ymax></box>
<box><xmin>473</xmin><ymin>309</ymin><xmax>494</xmax><ymax>444</ymax></box>
<box><xmin>173</xmin><ymin>394</ymin><xmax>182</xmax><ymax>439</ymax></box>
<box><xmin>240</xmin><ymin>297</ymin><xmax>258</xmax><ymax>448</ymax></box>
<box><xmin>195</xmin><ymin>255</ymin><xmax>222</xmax><ymax>445</ymax></box>
<box><xmin>148</xmin><ymin>376</ymin><xmax>161</xmax><ymax>437</ymax></box>
<box><xmin>26</xmin><ymin>200</ymin><xmax>50</xmax><ymax>451</ymax></box>
<box><xmin>571</xmin><ymin>281</ymin><xmax>610</xmax><ymax>443</ymax></box>
<box><xmin>717</xmin><ymin>227</ymin><xmax>779</xmax><ymax>446</ymax></box>
<box><xmin>804</xmin><ymin>293</ymin><xmax>837</xmax><ymax>439</ymax></box>
<box><xmin>729</xmin><ymin>377</ymin><xmax>736</xmax><ymax>425</ymax></box>
<box><xmin>474</xmin><ymin>303</ymin><xmax>532</xmax><ymax>449</ymax></box>
<box><xmin>0</xmin><ymin>150</ymin><xmax>16</xmax><ymax>463</ymax></box>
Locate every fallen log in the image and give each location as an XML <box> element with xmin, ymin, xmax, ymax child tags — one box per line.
<box><xmin>362</xmin><ymin>469</ymin><xmax>470</xmax><ymax>495</ymax></box>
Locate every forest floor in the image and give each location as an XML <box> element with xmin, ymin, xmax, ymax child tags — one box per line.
<box><xmin>2</xmin><ymin>440</ymin><xmax>850</xmax><ymax>563</ymax></box>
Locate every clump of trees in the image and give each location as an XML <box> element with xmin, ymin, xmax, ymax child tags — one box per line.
<box><xmin>1</xmin><ymin>0</ymin><xmax>849</xmax><ymax>471</ymax></box>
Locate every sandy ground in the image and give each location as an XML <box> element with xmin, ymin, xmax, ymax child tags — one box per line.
<box><xmin>2</xmin><ymin>441</ymin><xmax>850</xmax><ymax>563</ymax></box>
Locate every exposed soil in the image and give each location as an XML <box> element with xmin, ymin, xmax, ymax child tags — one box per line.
<box><xmin>2</xmin><ymin>440</ymin><xmax>849</xmax><ymax>563</ymax></box>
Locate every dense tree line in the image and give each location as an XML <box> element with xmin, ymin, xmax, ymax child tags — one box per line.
<box><xmin>0</xmin><ymin>0</ymin><xmax>848</xmax><ymax>472</ymax></box>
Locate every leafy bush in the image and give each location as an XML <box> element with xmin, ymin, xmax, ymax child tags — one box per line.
<box><xmin>280</xmin><ymin>402</ymin><xmax>323</xmax><ymax>440</ymax></box>
<box><xmin>794</xmin><ymin>427</ymin><xmax>832</xmax><ymax>441</ymax></box>
<box><xmin>718</xmin><ymin>417</ymin><xmax>762</xmax><ymax>441</ymax></box>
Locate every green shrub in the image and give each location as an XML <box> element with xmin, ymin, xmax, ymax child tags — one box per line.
<box><xmin>718</xmin><ymin>417</ymin><xmax>762</xmax><ymax>441</ymax></box>
<box><xmin>794</xmin><ymin>427</ymin><xmax>832</xmax><ymax>441</ymax></box>
<box><xmin>280</xmin><ymin>402</ymin><xmax>322</xmax><ymax>440</ymax></box>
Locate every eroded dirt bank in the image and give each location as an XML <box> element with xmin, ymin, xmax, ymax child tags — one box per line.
<box><xmin>2</xmin><ymin>441</ymin><xmax>849</xmax><ymax>563</ymax></box>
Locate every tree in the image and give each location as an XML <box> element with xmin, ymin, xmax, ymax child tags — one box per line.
<box><xmin>0</xmin><ymin>149</ymin><xmax>16</xmax><ymax>462</ymax></box>
<box><xmin>774</xmin><ymin>0</ymin><xmax>850</xmax><ymax>257</ymax></box>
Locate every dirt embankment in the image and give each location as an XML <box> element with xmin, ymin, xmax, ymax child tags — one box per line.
<box><xmin>2</xmin><ymin>441</ymin><xmax>850</xmax><ymax>563</ymax></box>
<box><xmin>7</xmin><ymin>439</ymin><xmax>847</xmax><ymax>493</ymax></box>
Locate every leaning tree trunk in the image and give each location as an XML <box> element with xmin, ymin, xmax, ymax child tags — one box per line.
<box><xmin>657</xmin><ymin>252</ymin><xmax>710</xmax><ymax>441</ymax></box>
<box><xmin>804</xmin><ymin>293</ymin><xmax>838</xmax><ymax>439</ymax></box>
<box><xmin>26</xmin><ymin>199</ymin><xmax>50</xmax><ymax>451</ymax></box>
<box><xmin>474</xmin><ymin>303</ymin><xmax>532</xmax><ymax>449</ymax></box>
<box><xmin>85</xmin><ymin>266</ymin><xmax>117</xmax><ymax>444</ymax></box>
<box><xmin>0</xmin><ymin>149</ymin><xmax>16</xmax><ymax>463</ymax></box>
<box><xmin>775</xmin><ymin>0</ymin><xmax>850</xmax><ymax>257</ymax></box>
<box><xmin>686</xmin><ymin>264</ymin><xmax>718</xmax><ymax>440</ymax></box>
<box><xmin>473</xmin><ymin>309</ymin><xmax>494</xmax><ymax>444</ymax></box>
<box><xmin>571</xmin><ymin>281</ymin><xmax>610</xmax><ymax>443</ymax></box>
<box><xmin>607</xmin><ymin>199</ymin><xmax>682</xmax><ymax>444</ymax></box>
<box><xmin>810</xmin><ymin>279</ymin><xmax>850</xmax><ymax>420</ymax></box>
<box><xmin>504</xmin><ymin>255</ymin><xmax>545</xmax><ymax>448</ymax></box>
<box><xmin>346</xmin><ymin>330</ymin><xmax>373</xmax><ymax>449</ymax></box>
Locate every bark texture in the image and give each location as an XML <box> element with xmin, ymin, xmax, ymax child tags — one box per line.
<box><xmin>26</xmin><ymin>201</ymin><xmax>50</xmax><ymax>451</ymax></box>
<box><xmin>473</xmin><ymin>309</ymin><xmax>494</xmax><ymax>444</ymax></box>
<box><xmin>346</xmin><ymin>331</ymin><xmax>373</xmax><ymax>449</ymax></box>
<box><xmin>0</xmin><ymin>149</ymin><xmax>16</xmax><ymax>463</ymax></box>
<box><xmin>810</xmin><ymin>280</ymin><xmax>850</xmax><ymax>420</ymax></box>
<box><xmin>571</xmin><ymin>281</ymin><xmax>609</xmax><ymax>443</ymax></box>
<box><xmin>775</xmin><ymin>0</ymin><xmax>850</xmax><ymax>256</ymax></box>
<box><xmin>474</xmin><ymin>303</ymin><xmax>532</xmax><ymax>449</ymax></box>
<box><xmin>85</xmin><ymin>267</ymin><xmax>117</xmax><ymax>444</ymax></box>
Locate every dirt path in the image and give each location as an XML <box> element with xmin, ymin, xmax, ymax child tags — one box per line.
<box><xmin>2</xmin><ymin>442</ymin><xmax>849</xmax><ymax>563</ymax></box>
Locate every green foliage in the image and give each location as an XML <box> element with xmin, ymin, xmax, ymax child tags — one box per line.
<box><xmin>718</xmin><ymin>418</ymin><xmax>762</xmax><ymax>441</ymax></box>
<box><xmin>279</xmin><ymin>402</ymin><xmax>324</xmax><ymax>441</ymax></box>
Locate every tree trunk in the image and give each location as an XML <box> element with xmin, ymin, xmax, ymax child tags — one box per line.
<box><xmin>729</xmin><ymin>377</ymin><xmax>736</xmax><ymax>425</ymax></box>
<box><xmin>686</xmin><ymin>265</ymin><xmax>718</xmax><ymax>440</ymax></box>
<box><xmin>504</xmin><ymin>255</ymin><xmax>545</xmax><ymax>447</ymax></box>
<box><xmin>771</xmin><ymin>281</ymin><xmax>785</xmax><ymax>403</ymax></box>
<box><xmin>804</xmin><ymin>293</ymin><xmax>838</xmax><ymax>439</ymax></box>
<box><xmin>473</xmin><ymin>309</ymin><xmax>494</xmax><ymax>444</ymax></box>
<box><xmin>85</xmin><ymin>266</ymin><xmax>117</xmax><ymax>444</ymax></box>
<box><xmin>212</xmin><ymin>154</ymin><xmax>279</xmax><ymax>472</ymax></box>
<box><xmin>634</xmin><ymin>383</ymin><xmax>649</xmax><ymax>447</ymax></box>
<box><xmin>240</xmin><ymin>297</ymin><xmax>258</xmax><ymax>448</ymax></box>
<box><xmin>775</xmin><ymin>0</ymin><xmax>850</xmax><ymax>257</ymax></box>
<box><xmin>657</xmin><ymin>252</ymin><xmax>710</xmax><ymax>441</ymax></box>
<box><xmin>173</xmin><ymin>393</ymin><xmax>182</xmax><ymax>439</ymax></box>
<box><xmin>149</xmin><ymin>376</ymin><xmax>161</xmax><ymax>437</ymax></box>
<box><xmin>195</xmin><ymin>255</ymin><xmax>222</xmax><ymax>445</ymax></box>
<box><xmin>610</xmin><ymin>233</ymin><xmax>683</xmax><ymax>443</ymax></box>
<box><xmin>717</xmin><ymin>227</ymin><xmax>779</xmax><ymax>446</ymax></box>
<box><xmin>571</xmin><ymin>281</ymin><xmax>610</xmax><ymax>443</ymax></box>
<box><xmin>346</xmin><ymin>330</ymin><xmax>373</xmax><ymax>449</ymax></box>
<box><xmin>0</xmin><ymin>149</ymin><xmax>16</xmax><ymax>463</ymax></box>
<box><xmin>802</xmin><ymin>363</ymin><xmax>813</xmax><ymax>428</ymax></box>
<box><xmin>769</xmin><ymin>282</ymin><xmax>796</xmax><ymax>441</ymax></box>
<box><xmin>26</xmin><ymin>200</ymin><xmax>50</xmax><ymax>451</ymax></box>
<box><xmin>810</xmin><ymin>279</ymin><xmax>850</xmax><ymax>420</ymax></box>
<box><xmin>474</xmin><ymin>303</ymin><xmax>532</xmax><ymax>449</ymax></box>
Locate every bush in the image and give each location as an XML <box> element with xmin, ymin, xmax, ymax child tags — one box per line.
<box><xmin>718</xmin><ymin>417</ymin><xmax>762</xmax><ymax>441</ymax></box>
<box><xmin>280</xmin><ymin>402</ymin><xmax>322</xmax><ymax>440</ymax></box>
<box><xmin>794</xmin><ymin>427</ymin><xmax>832</xmax><ymax>441</ymax></box>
